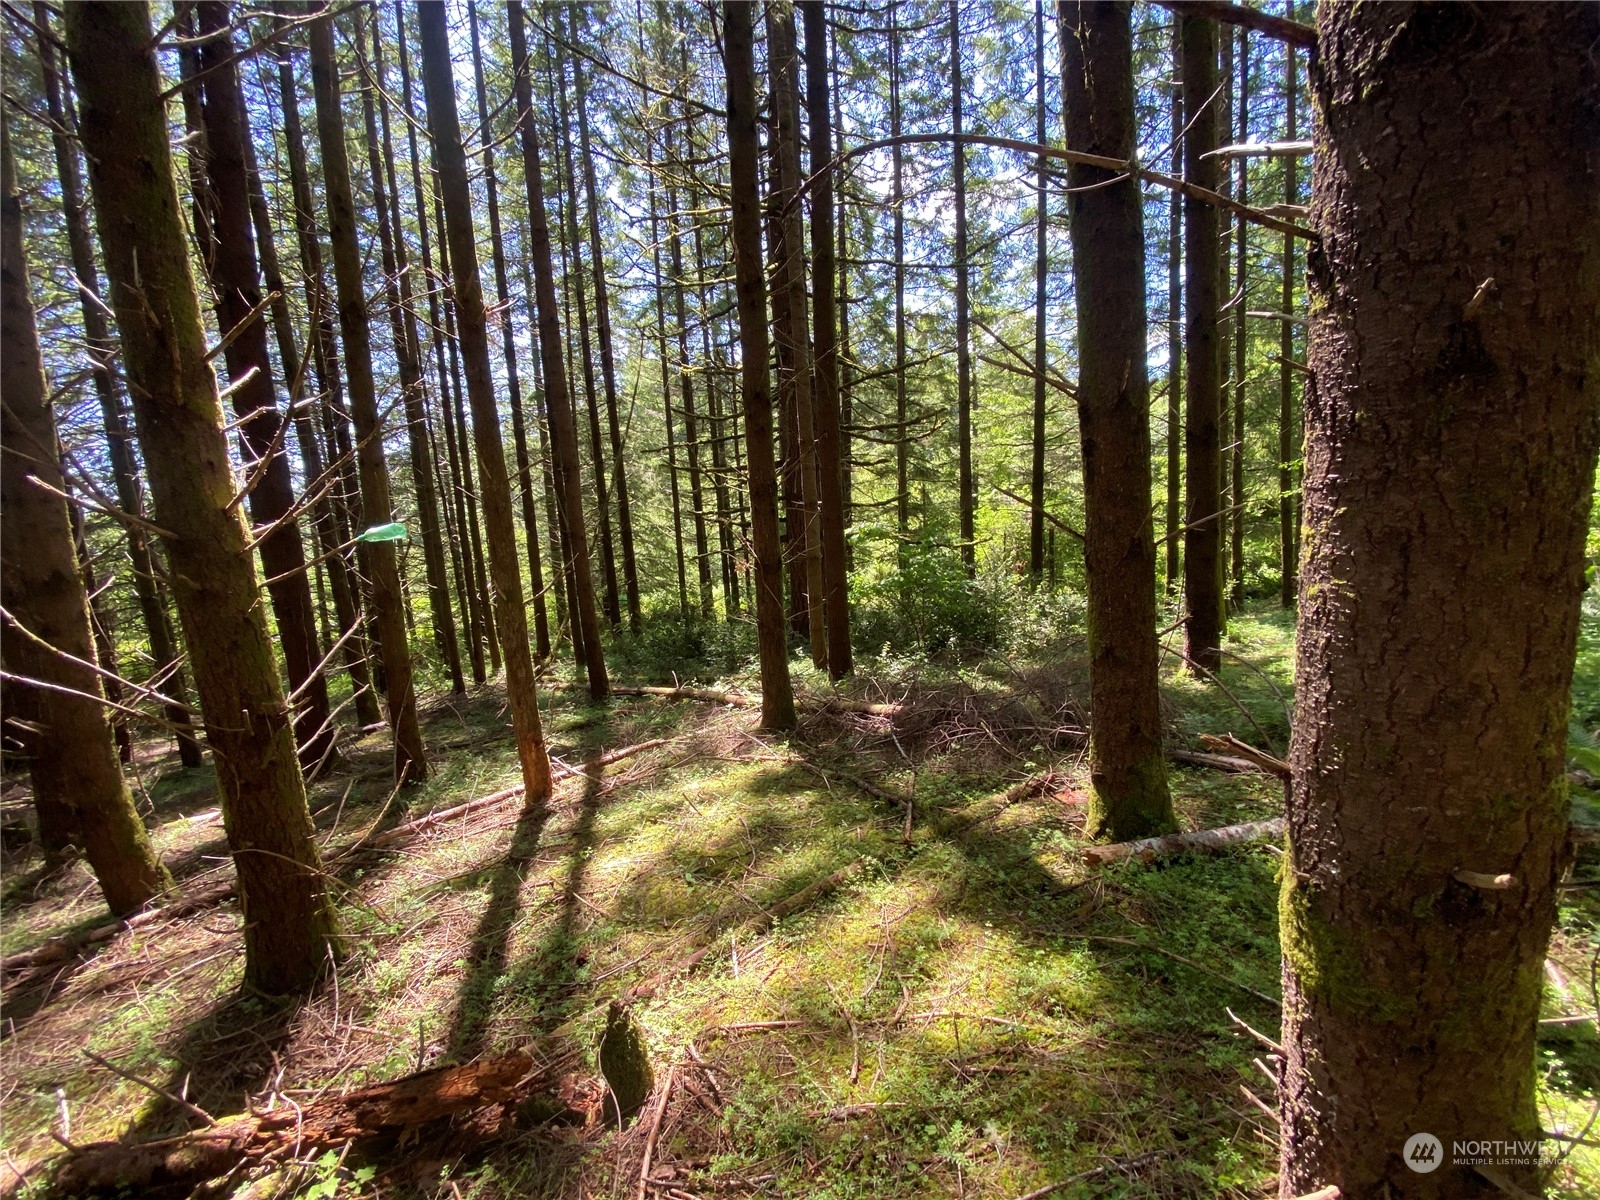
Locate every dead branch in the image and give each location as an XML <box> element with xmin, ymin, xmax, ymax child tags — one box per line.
<box><xmin>1082</xmin><ymin>818</ymin><xmax>1285</xmax><ymax>867</ymax></box>
<box><xmin>1197</xmin><ymin>734</ymin><xmax>1290</xmax><ymax>779</ymax></box>
<box><xmin>52</xmin><ymin>1052</ymin><xmax>592</xmax><ymax>1195</ymax></box>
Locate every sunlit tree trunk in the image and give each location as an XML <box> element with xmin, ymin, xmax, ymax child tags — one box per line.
<box><xmin>951</xmin><ymin>0</ymin><xmax>974</xmax><ymax>577</ymax></box>
<box><xmin>1279</xmin><ymin>5</ymin><xmax>1600</xmax><ymax>1195</ymax></box>
<box><xmin>309</xmin><ymin>6</ymin><xmax>427</xmax><ymax>783</ymax></box>
<box><xmin>66</xmin><ymin>1</ymin><xmax>338</xmax><ymax>986</ymax></box>
<box><xmin>1058</xmin><ymin>0</ymin><xmax>1176</xmax><ymax>842</ymax></box>
<box><xmin>509</xmin><ymin>0</ymin><xmax>608</xmax><ymax>699</ymax></box>
<box><xmin>419</xmin><ymin>0</ymin><xmax>553</xmax><ymax>804</ymax></box>
<box><xmin>1</xmin><ymin>116</ymin><xmax>170</xmax><ymax>915</ymax></box>
<box><xmin>34</xmin><ymin>4</ymin><xmax>204</xmax><ymax>769</ymax></box>
<box><xmin>723</xmin><ymin>0</ymin><xmax>796</xmax><ymax>731</ymax></box>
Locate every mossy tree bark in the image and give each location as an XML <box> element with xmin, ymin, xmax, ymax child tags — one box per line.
<box><xmin>801</xmin><ymin>0</ymin><xmax>853</xmax><ymax>679</ymax></box>
<box><xmin>1</xmin><ymin>116</ymin><xmax>170</xmax><ymax>916</ymax></box>
<box><xmin>308</xmin><ymin>5</ymin><xmax>427</xmax><ymax>784</ymax></box>
<box><xmin>190</xmin><ymin>0</ymin><xmax>336</xmax><ymax>776</ymax></box>
<box><xmin>1058</xmin><ymin>0</ymin><xmax>1176</xmax><ymax>842</ymax></box>
<box><xmin>417</xmin><ymin>0</ymin><xmax>553</xmax><ymax>806</ymax></box>
<box><xmin>1279</xmin><ymin>5</ymin><xmax>1600</xmax><ymax>1196</ymax></box>
<box><xmin>508</xmin><ymin>0</ymin><xmax>609</xmax><ymax>701</ymax></box>
<box><xmin>766</xmin><ymin>1</ymin><xmax>826</xmax><ymax>671</ymax></box>
<box><xmin>34</xmin><ymin>3</ymin><xmax>204</xmax><ymax>770</ymax></box>
<box><xmin>1180</xmin><ymin>11</ymin><xmax>1223</xmax><ymax>673</ymax></box>
<box><xmin>63</xmin><ymin>1</ymin><xmax>338</xmax><ymax>987</ymax></box>
<box><xmin>723</xmin><ymin>0</ymin><xmax>797</xmax><ymax>733</ymax></box>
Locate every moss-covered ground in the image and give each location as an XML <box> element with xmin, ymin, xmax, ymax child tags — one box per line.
<box><xmin>1</xmin><ymin>602</ymin><xmax>1596</xmax><ymax>1199</ymax></box>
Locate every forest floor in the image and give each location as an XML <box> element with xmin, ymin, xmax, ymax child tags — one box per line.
<box><xmin>2</xmin><ymin>603</ymin><xmax>1598</xmax><ymax>1199</ymax></box>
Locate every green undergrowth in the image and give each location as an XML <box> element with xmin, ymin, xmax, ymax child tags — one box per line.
<box><xmin>0</xmin><ymin>601</ymin><xmax>1596</xmax><ymax>1198</ymax></box>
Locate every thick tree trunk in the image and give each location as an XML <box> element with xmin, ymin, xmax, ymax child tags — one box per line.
<box><xmin>1165</xmin><ymin>22</ymin><xmax>1182</xmax><ymax>595</ymax></box>
<box><xmin>951</xmin><ymin>0</ymin><xmax>974</xmax><ymax>578</ymax></box>
<box><xmin>1278</xmin><ymin>25</ymin><xmax>1298</xmax><ymax>610</ymax></box>
<box><xmin>1030</xmin><ymin>0</ymin><xmax>1049</xmax><ymax>583</ymax></box>
<box><xmin>508</xmin><ymin>0</ymin><xmax>608</xmax><ymax>700</ymax></box>
<box><xmin>274</xmin><ymin>31</ymin><xmax>382</xmax><ymax>729</ymax></box>
<box><xmin>367</xmin><ymin>6</ymin><xmax>465</xmax><ymax>693</ymax></box>
<box><xmin>1</xmin><ymin>117</ymin><xmax>170</xmax><ymax>916</ymax></box>
<box><xmin>1180</xmin><ymin>12</ymin><xmax>1223</xmax><ymax>672</ymax></box>
<box><xmin>1230</xmin><ymin>26</ymin><xmax>1248</xmax><ymax>609</ymax></box>
<box><xmin>1058</xmin><ymin>0</ymin><xmax>1176</xmax><ymax>842</ymax></box>
<box><xmin>34</xmin><ymin>5</ymin><xmax>205</xmax><ymax>770</ymax></box>
<box><xmin>308</xmin><ymin>7</ymin><xmax>427</xmax><ymax>783</ymax></box>
<box><xmin>723</xmin><ymin>0</ymin><xmax>796</xmax><ymax>732</ymax></box>
<box><xmin>802</xmin><ymin>0</ymin><xmax>853</xmax><ymax>679</ymax></box>
<box><xmin>767</xmin><ymin>2</ymin><xmax>826</xmax><ymax>669</ymax></box>
<box><xmin>462</xmin><ymin>1</ymin><xmax>551</xmax><ymax>661</ymax></box>
<box><xmin>65</xmin><ymin>1</ymin><xmax>338</xmax><ymax>988</ymax></box>
<box><xmin>392</xmin><ymin>10</ymin><xmax>484</xmax><ymax>687</ymax></box>
<box><xmin>418</xmin><ymin>1</ymin><xmax>553</xmax><ymax>805</ymax></box>
<box><xmin>1278</xmin><ymin>5</ymin><xmax>1600</xmax><ymax>1196</ymax></box>
<box><xmin>191</xmin><ymin>0</ymin><xmax>336</xmax><ymax>776</ymax></box>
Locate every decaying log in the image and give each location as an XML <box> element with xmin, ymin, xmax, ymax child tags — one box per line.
<box><xmin>597</xmin><ymin>682</ymin><xmax>903</xmax><ymax>717</ymax></box>
<box><xmin>1197</xmin><ymin>733</ymin><xmax>1290</xmax><ymax>779</ymax></box>
<box><xmin>52</xmin><ymin>1052</ymin><xmax>595</xmax><ymax>1195</ymax></box>
<box><xmin>1083</xmin><ymin>818</ymin><xmax>1286</xmax><ymax>867</ymax></box>
<box><xmin>1170</xmin><ymin>749</ymin><xmax>1264</xmax><ymax>775</ymax></box>
<box><xmin>1</xmin><ymin>881</ymin><xmax>237</xmax><ymax>976</ymax></box>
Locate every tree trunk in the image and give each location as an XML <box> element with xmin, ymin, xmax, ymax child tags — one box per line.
<box><xmin>951</xmin><ymin>0</ymin><xmax>974</xmax><ymax>578</ymax></box>
<box><xmin>1</xmin><ymin>116</ymin><xmax>170</xmax><ymax>915</ymax></box>
<box><xmin>1164</xmin><ymin>22</ymin><xmax>1182</xmax><ymax>595</ymax></box>
<box><xmin>723</xmin><ymin>0</ymin><xmax>796</xmax><ymax>732</ymax></box>
<box><xmin>1230</xmin><ymin>25</ymin><xmax>1248</xmax><ymax>609</ymax></box>
<box><xmin>1279</xmin><ymin>5</ymin><xmax>1600</xmax><ymax>1195</ymax></box>
<box><xmin>65</xmin><ymin>0</ymin><xmax>338</xmax><ymax>988</ymax></box>
<box><xmin>570</xmin><ymin>12</ymin><xmax>642</xmax><ymax>636</ymax></box>
<box><xmin>801</xmin><ymin>0</ymin><xmax>853</xmax><ymax>679</ymax></box>
<box><xmin>508</xmin><ymin>0</ymin><xmax>608</xmax><ymax>700</ymax></box>
<box><xmin>1058</xmin><ymin>0</ymin><xmax>1176</xmax><ymax>842</ymax></box>
<box><xmin>418</xmin><ymin>0</ymin><xmax>553</xmax><ymax>805</ymax></box>
<box><xmin>891</xmin><ymin>11</ymin><xmax>908</xmax><ymax>546</ymax></box>
<box><xmin>190</xmin><ymin>0</ymin><xmax>336</xmax><ymax>776</ymax></box>
<box><xmin>274</xmin><ymin>29</ymin><xmax>382</xmax><ymax>729</ymax></box>
<box><xmin>69</xmin><ymin>498</ymin><xmax>131</xmax><ymax>764</ymax></box>
<box><xmin>308</xmin><ymin>6</ymin><xmax>427</xmax><ymax>783</ymax></box>
<box><xmin>767</xmin><ymin>1</ymin><xmax>826</xmax><ymax>669</ymax></box>
<box><xmin>34</xmin><ymin>3</ymin><xmax>204</xmax><ymax>770</ymax></box>
<box><xmin>392</xmin><ymin>9</ymin><xmax>484</xmax><ymax>687</ymax></box>
<box><xmin>1180</xmin><ymin>11</ymin><xmax>1223</xmax><ymax>673</ymax></box>
<box><xmin>554</xmin><ymin>51</ymin><xmax>621</xmax><ymax>635</ymax></box>
<box><xmin>1278</xmin><ymin>20</ymin><xmax>1298</xmax><ymax>610</ymax></box>
<box><xmin>1030</xmin><ymin>0</ymin><xmax>1049</xmax><ymax>583</ymax></box>
<box><xmin>367</xmin><ymin>5</ymin><xmax>465</xmax><ymax>693</ymax></box>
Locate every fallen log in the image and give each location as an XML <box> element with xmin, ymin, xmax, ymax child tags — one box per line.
<box><xmin>52</xmin><ymin>1052</ymin><xmax>596</xmax><ymax>1195</ymax></box>
<box><xmin>1197</xmin><ymin>733</ymin><xmax>1290</xmax><ymax>779</ymax></box>
<box><xmin>1083</xmin><ymin>818</ymin><xmax>1286</xmax><ymax>867</ymax></box>
<box><xmin>601</xmin><ymin>682</ymin><xmax>903</xmax><ymax>718</ymax></box>
<box><xmin>1170</xmin><ymin>750</ymin><xmax>1264</xmax><ymax>775</ymax></box>
<box><xmin>934</xmin><ymin>770</ymin><xmax>1066</xmax><ymax>837</ymax></box>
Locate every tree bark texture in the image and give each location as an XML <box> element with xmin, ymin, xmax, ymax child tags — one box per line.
<box><xmin>724</xmin><ymin>0</ymin><xmax>797</xmax><ymax>732</ymax></box>
<box><xmin>1</xmin><ymin>116</ymin><xmax>170</xmax><ymax>916</ymax></box>
<box><xmin>1058</xmin><ymin>0</ymin><xmax>1176</xmax><ymax>842</ymax></box>
<box><xmin>309</xmin><ymin>7</ymin><xmax>427</xmax><ymax>783</ymax></box>
<box><xmin>1279</xmin><ymin>5</ymin><xmax>1600</xmax><ymax>1196</ymax></box>
<box><xmin>65</xmin><ymin>1</ymin><xmax>338</xmax><ymax>990</ymax></box>
<box><xmin>1181</xmin><ymin>11</ymin><xmax>1223</xmax><ymax>672</ymax></box>
<box><xmin>418</xmin><ymin>0</ymin><xmax>553</xmax><ymax>805</ymax></box>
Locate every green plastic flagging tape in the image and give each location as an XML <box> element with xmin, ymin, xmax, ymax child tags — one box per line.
<box><xmin>356</xmin><ymin>521</ymin><xmax>408</xmax><ymax>544</ymax></box>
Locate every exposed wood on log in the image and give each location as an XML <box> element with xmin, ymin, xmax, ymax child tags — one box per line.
<box><xmin>1203</xmin><ymin>140</ymin><xmax>1314</xmax><ymax>160</ymax></box>
<box><xmin>1197</xmin><ymin>733</ymin><xmax>1290</xmax><ymax>779</ymax></box>
<box><xmin>52</xmin><ymin>1052</ymin><xmax>595</xmax><ymax>1195</ymax></box>
<box><xmin>1169</xmin><ymin>749</ymin><xmax>1265</xmax><ymax>775</ymax></box>
<box><xmin>1083</xmin><ymin>818</ymin><xmax>1285</xmax><ymax>866</ymax></box>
